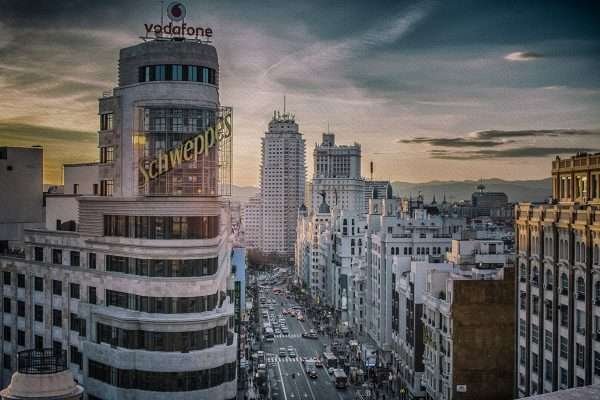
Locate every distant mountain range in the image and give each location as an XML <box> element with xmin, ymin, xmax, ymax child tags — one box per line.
<box><xmin>230</xmin><ymin>178</ymin><xmax>552</xmax><ymax>205</ymax></box>
<box><xmin>390</xmin><ymin>178</ymin><xmax>552</xmax><ymax>203</ymax></box>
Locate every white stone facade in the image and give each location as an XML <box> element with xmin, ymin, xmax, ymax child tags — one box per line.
<box><xmin>0</xmin><ymin>39</ymin><xmax>237</xmax><ymax>400</ymax></box>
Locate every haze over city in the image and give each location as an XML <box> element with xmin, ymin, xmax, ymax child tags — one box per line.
<box><xmin>0</xmin><ymin>0</ymin><xmax>599</xmax><ymax>185</ymax></box>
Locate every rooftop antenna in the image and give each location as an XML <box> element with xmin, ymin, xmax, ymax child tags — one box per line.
<box><xmin>370</xmin><ymin>161</ymin><xmax>374</xmax><ymax>181</ymax></box>
<box><xmin>283</xmin><ymin>95</ymin><xmax>286</xmax><ymax>115</ymax></box>
<box><xmin>327</xmin><ymin>121</ymin><xmax>330</xmax><ymax>134</ymax></box>
<box><xmin>160</xmin><ymin>1</ymin><xmax>164</xmax><ymax>38</ymax></box>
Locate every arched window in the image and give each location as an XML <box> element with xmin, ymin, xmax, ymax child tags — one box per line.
<box><xmin>561</xmin><ymin>273</ymin><xmax>568</xmax><ymax>294</ymax></box>
<box><xmin>594</xmin><ymin>244</ymin><xmax>599</xmax><ymax>264</ymax></box>
<box><xmin>575</xmin><ymin>242</ymin><xmax>580</xmax><ymax>262</ymax></box>
<box><xmin>595</xmin><ymin>280</ymin><xmax>600</xmax><ymax>304</ymax></box>
<box><xmin>545</xmin><ymin>269</ymin><xmax>553</xmax><ymax>290</ymax></box>
<box><xmin>532</xmin><ymin>266</ymin><xmax>539</xmax><ymax>287</ymax></box>
<box><xmin>580</xmin><ymin>243</ymin><xmax>586</xmax><ymax>263</ymax></box>
<box><xmin>576</xmin><ymin>277</ymin><xmax>585</xmax><ymax>300</ymax></box>
<box><xmin>417</xmin><ymin>248</ymin><xmax>421</xmax><ymax>255</ymax></box>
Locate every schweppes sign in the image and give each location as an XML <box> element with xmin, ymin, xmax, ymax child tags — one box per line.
<box><xmin>139</xmin><ymin>112</ymin><xmax>232</xmax><ymax>184</ymax></box>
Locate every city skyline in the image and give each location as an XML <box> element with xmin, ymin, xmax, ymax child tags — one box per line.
<box><xmin>1</xmin><ymin>0</ymin><xmax>600</xmax><ymax>185</ymax></box>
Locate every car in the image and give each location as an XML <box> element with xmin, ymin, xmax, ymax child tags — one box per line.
<box><xmin>308</xmin><ymin>369</ymin><xmax>318</xmax><ymax>379</ymax></box>
<box><xmin>274</xmin><ymin>329</ymin><xmax>281</xmax><ymax>335</ymax></box>
<box><xmin>279</xmin><ymin>348</ymin><xmax>287</xmax><ymax>357</ymax></box>
<box><xmin>297</xmin><ymin>314</ymin><xmax>305</xmax><ymax>321</ymax></box>
<box><xmin>301</xmin><ymin>331</ymin><xmax>317</xmax><ymax>339</ymax></box>
<box><xmin>282</xmin><ymin>309</ymin><xmax>288</xmax><ymax>315</ymax></box>
<box><xmin>315</xmin><ymin>359</ymin><xmax>323</xmax><ymax>368</ymax></box>
<box><xmin>328</xmin><ymin>367</ymin><xmax>335</xmax><ymax>375</ymax></box>
<box><xmin>288</xmin><ymin>349</ymin><xmax>297</xmax><ymax>358</ymax></box>
<box><xmin>281</xmin><ymin>329</ymin><xmax>289</xmax><ymax>336</ymax></box>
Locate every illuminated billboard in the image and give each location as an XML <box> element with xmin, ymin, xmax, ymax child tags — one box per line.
<box><xmin>134</xmin><ymin>106</ymin><xmax>232</xmax><ymax>196</ymax></box>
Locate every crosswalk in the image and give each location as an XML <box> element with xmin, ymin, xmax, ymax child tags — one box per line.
<box><xmin>267</xmin><ymin>356</ymin><xmax>301</xmax><ymax>364</ymax></box>
<box><xmin>274</xmin><ymin>333</ymin><xmax>301</xmax><ymax>338</ymax></box>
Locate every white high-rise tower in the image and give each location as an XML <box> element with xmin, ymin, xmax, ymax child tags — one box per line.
<box><xmin>258</xmin><ymin>110</ymin><xmax>306</xmax><ymax>257</ymax></box>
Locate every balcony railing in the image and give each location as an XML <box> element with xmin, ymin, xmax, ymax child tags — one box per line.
<box><xmin>17</xmin><ymin>349</ymin><xmax>67</xmax><ymax>375</ymax></box>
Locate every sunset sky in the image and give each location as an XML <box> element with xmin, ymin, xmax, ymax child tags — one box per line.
<box><xmin>0</xmin><ymin>0</ymin><xmax>599</xmax><ymax>185</ymax></box>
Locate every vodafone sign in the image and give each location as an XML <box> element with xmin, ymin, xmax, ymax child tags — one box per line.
<box><xmin>144</xmin><ymin>2</ymin><xmax>213</xmax><ymax>40</ymax></box>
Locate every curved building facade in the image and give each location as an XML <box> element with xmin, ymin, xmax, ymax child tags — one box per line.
<box><xmin>0</xmin><ymin>38</ymin><xmax>236</xmax><ymax>400</ymax></box>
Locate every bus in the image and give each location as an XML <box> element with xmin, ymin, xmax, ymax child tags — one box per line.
<box><xmin>323</xmin><ymin>352</ymin><xmax>338</xmax><ymax>368</ymax></box>
<box><xmin>264</xmin><ymin>327</ymin><xmax>274</xmax><ymax>342</ymax></box>
<box><xmin>333</xmin><ymin>369</ymin><xmax>348</xmax><ymax>389</ymax></box>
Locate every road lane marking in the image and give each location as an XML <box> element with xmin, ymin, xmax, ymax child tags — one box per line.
<box><xmin>297</xmin><ymin>358</ymin><xmax>316</xmax><ymax>400</ymax></box>
<box><xmin>277</xmin><ymin>360</ymin><xmax>288</xmax><ymax>400</ymax></box>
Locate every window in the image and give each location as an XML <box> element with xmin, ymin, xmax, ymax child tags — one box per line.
<box><xmin>532</xmin><ymin>353</ymin><xmax>539</xmax><ymax>374</ymax></box>
<box><xmin>34</xmin><ymin>247</ymin><xmax>44</xmax><ymax>261</ymax></box>
<box><xmin>103</xmin><ymin>215</ymin><xmax>220</xmax><ymax>240</ymax></box>
<box><xmin>99</xmin><ymin>146</ymin><xmax>114</xmax><ymax>163</ymax></box>
<box><xmin>70</xmin><ymin>313</ymin><xmax>79</xmax><ymax>332</ymax></box>
<box><xmin>545</xmin><ymin>300</ymin><xmax>553</xmax><ymax>321</ymax></box>
<box><xmin>545</xmin><ymin>360</ymin><xmax>552</xmax><ymax>381</ymax></box>
<box><xmin>17</xmin><ymin>273</ymin><xmax>25</xmax><ymax>288</ymax></box>
<box><xmin>596</xmin><ymin>281</ymin><xmax>600</xmax><ymax>305</ymax></box>
<box><xmin>560</xmin><ymin>336</ymin><xmax>568</xmax><ymax>359</ymax></box>
<box><xmin>519</xmin><ymin>319</ymin><xmax>526</xmax><ymax>337</ymax></box>
<box><xmin>73</xmin><ymin>183</ymin><xmax>79</xmax><ymax>194</ymax></box>
<box><xmin>3</xmin><ymin>271</ymin><xmax>10</xmax><ymax>285</ymax></box>
<box><xmin>53</xmin><ymin>340</ymin><xmax>62</xmax><ymax>354</ymax></box>
<box><xmin>34</xmin><ymin>276</ymin><xmax>43</xmax><ymax>291</ymax></box>
<box><xmin>532</xmin><ymin>324</ymin><xmax>539</xmax><ymax>344</ymax></box>
<box><xmin>519</xmin><ymin>346</ymin><xmax>526</xmax><ymax>366</ymax></box>
<box><xmin>532</xmin><ymin>295</ymin><xmax>539</xmax><ymax>315</ymax></box>
<box><xmin>53</xmin><ymin>309</ymin><xmax>62</xmax><ymax>328</ymax></box>
<box><xmin>3</xmin><ymin>297</ymin><xmax>12</xmax><ymax>314</ymax></box>
<box><xmin>34</xmin><ymin>335</ymin><xmax>43</xmax><ymax>350</ymax></box>
<box><xmin>88</xmin><ymin>253</ymin><xmax>97</xmax><ymax>269</ymax></box>
<box><xmin>70</xmin><ymin>283</ymin><xmax>80</xmax><ymax>299</ymax></box>
<box><xmin>595</xmin><ymin>351</ymin><xmax>600</xmax><ymax>377</ymax></box>
<box><xmin>545</xmin><ymin>330</ymin><xmax>552</xmax><ymax>351</ymax></box>
<box><xmin>3</xmin><ymin>354</ymin><xmax>10</xmax><ymax>370</ymax></box>
<box><xmin>3</xmin><ymin>297</ymin><xmax>10</xmax><ymax>313</ymax></box>
<box><xmin>576</xmin><ymin>277</ymin><xmax>585</xmax><ymax>300</ymax></box>
<box><xmin>89</xmin><ymin>287</ymin><xmax>97</xmax><ymax>305</ymax></box>
<box><xmin>93</xmin><ymin>183</ymin><xmax>98</xmax><ymax>195</ymax></box>
<box><xmin>3</xmin><ymin>326</ymin><xmax>11</xmax><ymax>342</ymax></box>
<box><xmin>560</xmin><ymin>367</ymin><xmax>567</xmax><ymax>387</ymax></box>
<box><xmin>105</xmin><ymin>255</ymin><xmax>219</xmax><ymax>277</ymax></box>
<box><xmin>561</xmin><ymin>273</ymin><xmax>568</xmax><ymax>295</ymax></box>
<box><xmin>576</xmin><ymin>344</ymin><xmax>585</xmax><ymax>368</ymax></box>
<box><xmin>52</xmin><ymin>280</ymin><xmax>62</xmax><ymax>296</ymax></box>
<box><xmin>70</xmin><ymin>251</ymin><xmax>80</xmax><ymax>267</ymax></box>
<box><xmin>52</xmin><ymin>249</ymin><xmax>62</xmax><ymax>265</ymax></box>
<box><xmin>100</xmin><ymin>113</ymin><xmax>113</xmax><ymax>130</ymax></box>
<box><xmin>532</xmin><ymin>266</ymin><xmax>539</xmax><ymax>286</ymax></box>
<box><xmin>34</xmin><ymin>305</ymin><xmax>43</xmax><ymax>322</ymax></box>
<box><xmin>100</xmin><ymin>180</ymin><xmax>113</xmax><ymax>196</ymax></box>
<box><xmin>105</xmin><ymin>289</ymin><xmax>221</xmax><ymax>314</ymax></box>
<box><xmin>17</xmin><ymin>300</ymin><xmax>25</xmax><ymax>317</ymax></box>
<box><xmin>70</xmin><ymin>346</ymin><xmax>82</xmax><ymax>367</ymax></box>
<box><xmin>17</xmin><ymin>330</ymin><xmax>25</xmax><ymax>347</ymax></box>
<box><xmin>560</xmin><ymin>304</ymin><xmax>568</xmax><ymax>327</ymax></box>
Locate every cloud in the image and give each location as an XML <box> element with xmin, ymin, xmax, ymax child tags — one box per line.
<box><xmin>504</xmin><ymin>51</ymin><xmax>544</xmax><ymax>61</ymax></box>
<box><xmin>399</xmin><ymin>137</ymin><xmax>510</xmax><ymax>147</ymax></box>
<box><xmin>471</xmin><ymin>128</ymin><xmax>600</xmax><ymax>140</ymax></box>
<box><xmin>400</xmin><ymin>129</ymin><xmax>600</xmax><ymax>149</ymax></box>
<box><xmin>430</xmin><ymin>147</ymin><xmax>600</xmax><ymax>160</ymax></box>
<box><xmin>263</xmin><ymin>2</ymin><xmax>434</xmax><ymax>87</ymax></box>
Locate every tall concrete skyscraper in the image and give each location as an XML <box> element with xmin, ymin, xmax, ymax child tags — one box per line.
<box><xmin>257</xmin><ymin>110</ymin><xmax>306</xmax><ymax>257</ymax></box>
<box><xmin>311</xmin><ymin>133</ymin><xmax>363</xmax><ymax>214</ymax></box>
<box><xmin>0</xmin><ymin>21</ymin><xmax>237</xmax><ymax>400</ymax></box>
